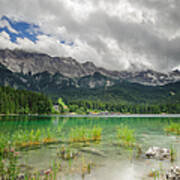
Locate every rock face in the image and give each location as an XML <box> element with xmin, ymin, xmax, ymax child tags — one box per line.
<box><xmin>145</xmin><ymin>147</ymin><xmax>170</xmax><ymax>160</ymax></box>
<box><xmin>0</xmin><ymin>49</ymin><xmax>180</xmax><ymax>86</ymax></box>
<box><xmin>0</xmin><ymin>49</ymin><xmax>98</xmax><ymax>78</ymax></box>
<box><xmin>0</xmin><ymin>61</ymin><xmax>118</xmax><ymax>91</ymax></box>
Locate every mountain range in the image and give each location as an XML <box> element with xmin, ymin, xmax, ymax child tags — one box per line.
<box><xmin>0</xmin><ymin>48</ymin><xmax>180</xmax><ymax>104</ymax></box>
<box><xmin>1</xmin><ymin>49</ymin><xmax>180</xmax><ymax>87</ymax></box>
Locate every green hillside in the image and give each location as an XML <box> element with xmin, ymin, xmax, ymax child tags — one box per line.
<box><xmin>0</xmin><ymin>86</ymin><xmax>52</xmax><ymax>114</ymax></box>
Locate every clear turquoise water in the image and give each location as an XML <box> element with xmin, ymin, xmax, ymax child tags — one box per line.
<box><xmin>0</xmin><ymin>115</ymin><xmax>180</xmax><ymax>180</ymax></box>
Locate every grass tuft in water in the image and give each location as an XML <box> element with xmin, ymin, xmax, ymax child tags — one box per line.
<box><xmin>57</xmin><ymin>145</ymin><xmax>79</xmax><ymax>160</ymax></box>
<box><xmin>69</xmin><ymin>126</ymin><xmax>102</xmax><ymax>143</ymax></box>
<box><xmin>148</xmin><ymin>169</ymin><xmax>160</xmax><ymax>179</ymax></box>
<box><xmin>10</xmin><ymin>126</ymin><xmax>62</xmax><ymax>148</ymax></box>
<box><xmin>170</xmin><ymin>145</ymin><xmax>177</xmax><ymax>162</ymax></box>
<box><xmin>116</xmin><ymin>125</ymin><xmax>136</xmax><ymax>147</ymax></box>
<box><xmin>164</xmin><ymin>122</ymin><xmax>180</xmax><ymax>135</ymax></box>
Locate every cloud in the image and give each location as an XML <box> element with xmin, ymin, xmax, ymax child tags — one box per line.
<box><xmin>0</xmin><ymin>31</ymin><xmax>17</xmax><ymax>49</ymax></box>
<box><xmin>0</xmin><ymin>0</ymin><xmax>180</xmax><ymax>72</ymax></box>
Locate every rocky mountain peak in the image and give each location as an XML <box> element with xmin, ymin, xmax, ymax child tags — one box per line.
<box><xmin>0</xmin><ymin>49</ymin><xmax>180</xmax><ymax>86</ymax></box>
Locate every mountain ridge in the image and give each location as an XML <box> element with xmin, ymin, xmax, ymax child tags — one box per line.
<box><xmin>1</xmin><ymin>58</ymin><xmax>180</xmax><ymax>104</ymax></box>
<box><xmin>0</xmin><ymin>48</ymin><xmax>180</xmax><ymax>87</ymax></box>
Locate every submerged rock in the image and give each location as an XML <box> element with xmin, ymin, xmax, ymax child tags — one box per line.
<box><xmin>145</xmin><ymin>146</ymin><xmax>170</xmax><ymax>160</ymax></box>
<box><xmin>166</xmin><ymin>166</ymin><xmax>180</xmax><ymax>179</ymax></box>
<box><xmin>80</xmin><ymin>147</ymin><xmax>106</xmax><ymax>157</ymax></box>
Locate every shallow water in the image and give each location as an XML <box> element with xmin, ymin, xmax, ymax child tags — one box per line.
<box><xmin>0</xmin><ymin>115</ymin><xmax>180</xmax><ymax>179</ymax></box>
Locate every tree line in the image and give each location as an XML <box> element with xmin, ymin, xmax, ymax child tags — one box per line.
<box><xmin>1</xmin><ymin>86</ymin><xmax>180</xmax><ymax>115</ymax></box>
<box><xmin>0</xmin><ymin>86</ymin><xmax>53</xmax><ymax>114</ymax></box>
<box><xmin>67</xmin><ymin>100</ymin><xmax>180</xmax><ymax>114</ymax></box>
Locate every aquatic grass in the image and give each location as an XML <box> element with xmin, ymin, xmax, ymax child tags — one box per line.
<box><xmin>0</xmin><ymin>127</ymin><xmax>88</xmax><ymax>180</ymax></box>
<box><xmin>170</xmin><ymin>145</ymin><xmax>177</xmax><ymax>162</ymax></box>
<box><xmin>92</xmin><ymin>127</ymin><xmax>102</xmax><ymax>141</ymax></box>
<box><xmin>69</xmin><ymin>126</ymin><xmax>102</xmax><ymax>143</ymax></box>
<box><xmin>0</xmin><ymin>124</ymin><xmax>95</xmax><ymax>180</ymax></box>
<box><xmin>0</xmin><ymin>125</ymin><xmax>64</xmax><ymax>165</ymax></box>
<box><xmin>11</xmin><ymin>129</ymin><xmax>41</xmax><ymax>147</ymax></box>
<box><xmin>147</xmin><ymin>164</ymin><xmax>166</xmax><ymax>180</ymax></box>
<box><xmin>164</xmin><ymin>122</ymin><xmax>180</xmax><ymax>135</ymax></box>
<box><xmin>148</xmin><ymin>169</ymin><xmax>160</xmax><ymax>180</ymax></box>
<box><xmin>80</xmin><ymin>156</ymin><xmax>93</xmax><ymax>180</ymax></box>
<box><xmin>19</xmin><ymin>158</ymin><xmax>62</xmax><ymax>180</ymax></box>
<box><xmin>116</xmin><ymin>125</ymin><xmax>136</xmax><ymax>147</ymax></box>
<box><xmin>42</xmin><ymin>128</ymin><xmax>58</xmax><ymax>144</ymax></box>
<box><xmin>10</xmin><ymin>126</ymin><xmax>63</xmax><ymax>148</ymax></box>
<box><xmin>57</xmin><ymin>145</ymin><xmax>79</xmax><ymax>160</ymax></box>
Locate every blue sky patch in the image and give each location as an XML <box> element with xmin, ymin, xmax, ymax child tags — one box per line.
<box><xmin>60</xmin><ymin>40</ymin><xmax>74</xmax><ymax>46</ymax></box>
<box><xmin>0</xmin><ymin>16</ymin><xmax>42</xmax><ymax>43</ymax></box>
<box><xmin>0</xmin><ymin>16</ymin><xmax>74</xmax><ymax>47</ymax></box>
<box><xmin>60</xmin><ymin>40</ymin><xmax>65</xmax><ymax>44</ymax></box>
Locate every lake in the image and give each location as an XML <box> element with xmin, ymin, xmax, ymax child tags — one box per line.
<box><xmin>0</xmin><ymin>115</ymin><xmax>180</xmax><ymax>180</ymax></box>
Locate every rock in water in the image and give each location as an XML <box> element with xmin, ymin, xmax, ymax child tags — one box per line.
<box><xmin>145</xmin><ymin>146</ymin><xmax>170</xmax><ymax>160</ymax></box>
<box><xmin>166</xmin><ymin>166</ymin><xmax>180</xmax><ymax>179</ymax></box>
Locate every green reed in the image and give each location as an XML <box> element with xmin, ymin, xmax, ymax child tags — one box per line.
<box><xmin>0</xmin><ymin>125</ymin><xmax>63</xmax><ymax>150</ymax></box>
<box><xmin>170</xmin><ymin>145</ymin><xmax>177</xmax><ymax>162</ymax></box>
<box><xmin>116</xmin><ymin>125</ymin><xmax>136</xmax><ymax>147</ymax></box>
<box><xmin>69</xmin><ymin>126</ymin><xmax>102</xmax><ymax>142</ymax></box>
<box><xmin>164</xmin><ymin>122</ymin><xmax>180</xmax><ymax>135</ymax></box>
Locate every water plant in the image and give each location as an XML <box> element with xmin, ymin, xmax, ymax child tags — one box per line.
<box><xmin>147</xmin><ymin>165</ymin><xmax>167</xmax><ymax>180</ymax></box>
<box><xmin>92</xmin><ymin>127</ymin><xmax>102</xmax><ymax>141</ymax></box>
<box><xmin>116</xmin><ymin>125</ymin><xmax>136</xmax><ymax>147</ymax></box>
<box><xmin>136</xmin><ymin>144</ymin><xmax>143</xmax><ymax>158</ymax></box>
<box><xmin>148</xmin><ymin>169</ymin><xmax>160</xmax><ymax>180</ymax></box>
<box><xmin>57</xmin><ymin>145</ymin><xmax>79</xmax><ymax>160</ymax></box>
<box><xmin>170</xmin><ymin>145</ymin><xmax>177</xmax><ymax>162</ymax></box>
<box><xmin>80</xmin><ymin>156</ymin><xmax>93</xmax><ymax>180</ymax></box>
<box><xmin>69</xmin><ymin>126</ymin><xmax>102</xmax><ymax>143</ymax></box>
<box><xmin>10</xmin><ymin>126</ymin><xmax>63</xmax><ymax>149</ymax></box>
<box><xmin>164</xmin><ymin>122</ymin><xmax>180</xmax><ymax>135</ymax></box>
<box><xmin>42</xmin><ymin>127</ymin><xmax>58</xmax><ymax>144</ymax></box>
<box><xmin>12</xmin><ymin>129</ymin><xmax>42</xmax><ymax>147</ymax></box>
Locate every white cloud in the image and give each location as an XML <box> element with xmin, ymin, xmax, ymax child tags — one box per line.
<box><xmin>99</xmin><ymin>0</ymin><xmax>157</xmax><ymax>25</ymax></box>
<box><xmin>0</xmin><ymin>31</ymin><xmax>17</xmax><ymax>49</ymax></box>
<box><xmin>62</xmin><ymin>0</ymin><xmax>96</xmax><ymax>23</ymax></box>
<box><xmin>0</xmin><ymin>0</ymin><xmax>180</xmax><ymax>72</ymax></box>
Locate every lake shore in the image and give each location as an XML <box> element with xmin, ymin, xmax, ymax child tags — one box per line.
<box><xmin>1</xmin><ymin>113</ymin><xmax>180</xmax><ymax>118</ymax></box>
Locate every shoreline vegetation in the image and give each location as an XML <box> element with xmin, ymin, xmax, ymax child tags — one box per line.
<box><xmin>1</xmin><ymin>86</ymin><xmax>180</xmax><ymax>116</ymax></box>
<box><xmin>0</xmin><ymin>86</ymin><xmax>52</xmax><ymax>115</ymax></box>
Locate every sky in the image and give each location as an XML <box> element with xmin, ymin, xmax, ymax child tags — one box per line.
<box><xmin>0</xmin><ymin>0</ymin><xmax>180</xmax><ymax>72</ymax></box>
